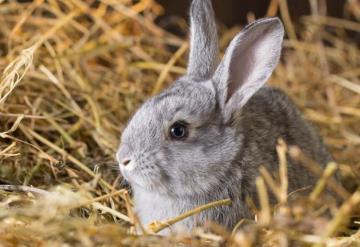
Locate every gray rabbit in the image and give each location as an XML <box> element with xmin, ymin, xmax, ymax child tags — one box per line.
<box><xmin>117</xmin><ymin>0</ymin><xmax>331</xmax><ymax>234</ymax></box>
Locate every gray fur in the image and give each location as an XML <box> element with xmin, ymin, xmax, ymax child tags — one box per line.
<box><xmin>117</xmin><ymin>0</ymin><xmax>331</xmax><ymax>235</ymax></box>
<box><xmin>187</xmin><ymin>0</ymin><xmax>219</xmax><ymax>80</ymax></box>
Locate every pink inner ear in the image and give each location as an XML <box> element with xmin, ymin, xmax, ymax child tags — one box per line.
<box><xmin>226</xmin><ymin>44</ymin><xmax>258</xmax><ymax>104</ymax></box>
<box><xmin>212</xmin><ymin>18</ymin><xmax>284</xmax><ymax>119</ymax></box>
<box><xmin>225</xmin><ymin>22</ymin><xmax>283</xmax><ymax>107</ymax></box>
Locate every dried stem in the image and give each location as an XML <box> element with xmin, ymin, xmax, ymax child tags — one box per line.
<box><xmin>148</xmin><ymin>198</ymin><xmax>231</xmax><ymax>234</ymax></box>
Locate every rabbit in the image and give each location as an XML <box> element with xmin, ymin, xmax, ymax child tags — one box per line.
<box><xmin>116</xmin><ymin>0</ymin><xmax>331</xmax><ymax>234</ymax></box>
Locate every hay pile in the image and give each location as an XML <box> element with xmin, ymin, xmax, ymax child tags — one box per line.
<box><xmin>0</xmin><ymin>0</ymin><xmax>359</xmax><ymax>246</ymax></box>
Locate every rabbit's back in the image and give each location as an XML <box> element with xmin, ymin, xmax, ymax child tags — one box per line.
<box><xmin>234</xmin><ymin>86</ymin><xmax>331</xmax><ymax>199</ymax></box>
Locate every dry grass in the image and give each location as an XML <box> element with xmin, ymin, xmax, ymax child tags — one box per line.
<box><xmin>0</xmin><ymin>0</ymin><xmax>359</xmax><ymax>246</ymax></box>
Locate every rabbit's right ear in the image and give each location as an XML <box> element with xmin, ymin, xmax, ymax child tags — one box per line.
<box><xmin>212</xmin><ymin>18</ymin><xmax>284</xmax><ymax>122</ymax></box>
<box><xmin>187</xmin><ymin>0</ymin><xmax>219</xmax><ymax>81</ymax></box>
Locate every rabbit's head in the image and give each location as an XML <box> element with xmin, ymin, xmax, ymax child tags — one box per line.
<box><xmin>117</xmin><ymin>0</ymin><xmax>284</xmax><ymax>197</ymax></box>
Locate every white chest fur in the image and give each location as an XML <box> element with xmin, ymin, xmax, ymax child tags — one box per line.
<box><xmin>133</xmin><ymin>187</ymin><xmax>193</xmax><ymax>234</ymax></box>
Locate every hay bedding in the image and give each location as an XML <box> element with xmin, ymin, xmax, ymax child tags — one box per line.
<box><xmin>0</xmin><ymin>0</ymin><xmax>359</xmax><ymax>246</ymax></box>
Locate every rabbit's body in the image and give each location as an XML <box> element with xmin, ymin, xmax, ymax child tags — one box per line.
<box><xmin>131</xmin><ymin>86</ymin><xmax>330</xmax><ymax>234</ymax></box>
<box><xmin>117</xmin><ymin>0</ymin><xmax>331</xmax><ymax>234</ymax></box>
<box><xmin>239</xmin><ymin>87</ymin><xmax>331</xmax><ymax>185</ymax></box>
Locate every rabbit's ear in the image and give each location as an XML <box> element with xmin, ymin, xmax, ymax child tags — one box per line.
<box><xmin>187</xmin><ymin>0</ymin><xmax>219</xmax><ymax>80</ymax></box>
<box><xmin>213</xmin><ymin>18</ymin><xmax>284</xmax><ymax>122</ymax></box>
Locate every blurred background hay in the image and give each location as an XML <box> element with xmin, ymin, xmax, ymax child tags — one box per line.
<box><xmin>0</xmin><ymin>0</ymin><xmax>359</xmax><ymax>246</ymax></box>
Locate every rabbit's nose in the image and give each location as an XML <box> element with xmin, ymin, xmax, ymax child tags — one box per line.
<box><xmin>122</xmin><ymin>158</ymin><xmax>131</xmax><ymax>166</ymax></box>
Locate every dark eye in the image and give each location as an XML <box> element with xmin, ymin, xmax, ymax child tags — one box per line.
<box><xmin>169</xmin><ymin>121</ymin><xmax>188</xmax><ymax>140</ymax></box>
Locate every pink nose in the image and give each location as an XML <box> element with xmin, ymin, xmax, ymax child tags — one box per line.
<box><xmin>122</xmin><ymin>159</ymin><xmax>131</xmax><ymax>166</ymax></box>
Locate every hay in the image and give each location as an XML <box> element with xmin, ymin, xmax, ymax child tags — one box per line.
<box><xmin>0</xmin><ymin>0</ymin><xmax>359</xmax><ymax>246</ymax></box>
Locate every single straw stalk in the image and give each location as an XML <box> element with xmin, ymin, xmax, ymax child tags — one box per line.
<box><xmin>256</xmin><ymin>177</ymin><xmax>271</xmax><ymax>225</ymax></box>
<box><xmin>147</xmin><ymin>198</ymin><xmax>231</xmax><ymax>234</ymax></box>
<box><xmin>277</xmin><ymin>139</ymin><xmax>288</xmax><ymax>205</ymax></box>
<box><xmin>309</xmin><ymin>162</ymin><xmax>338</xmax><ymax>203</ymax></box>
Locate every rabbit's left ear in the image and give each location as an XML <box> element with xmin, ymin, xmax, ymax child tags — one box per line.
<box><xmin>187</xmin><ymin>0</ymin><xmax>219</xmax><ymax>81</ymax></box>
<box><xmin>212</xmin><ymin>18</ymin><xmax>284</xmax><ymax>122</ymax></box>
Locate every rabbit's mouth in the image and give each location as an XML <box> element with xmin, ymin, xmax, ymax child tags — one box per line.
<box><xmin>120</xmin><ymin>162</ymin><xmax>167</xmax><ymax>192</ymax></box>
<box><xmin>119</xmin><ymin>165</ymin><xmax>131</xmax><ymax>183</ymax></box>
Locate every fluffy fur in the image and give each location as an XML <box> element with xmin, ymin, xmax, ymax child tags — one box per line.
<box><xmin>117</xmin><ymin>0</ymin><xmax>331</xmax><ymax>234</ymax></box>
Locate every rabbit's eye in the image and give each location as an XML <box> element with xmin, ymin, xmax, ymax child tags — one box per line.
<box><xmin>169</xmin><ymin>121</ymin><xmax>188</xmax><ymax>140</ymax></box>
